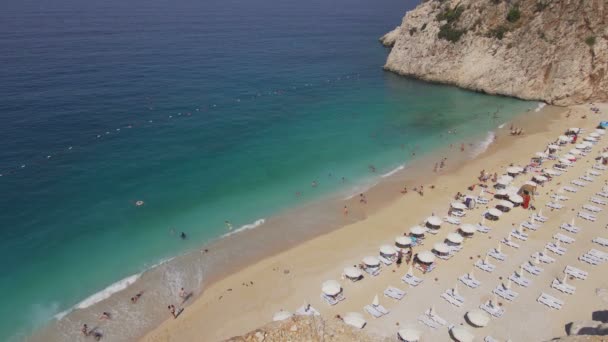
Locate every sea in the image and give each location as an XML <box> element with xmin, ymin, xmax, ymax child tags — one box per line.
<box><xmin>0</xmin><ymin>0</ymin><xmax>536</xmax><ymax>340</ymax></box>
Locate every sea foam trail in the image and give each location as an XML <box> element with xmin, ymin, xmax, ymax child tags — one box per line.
<box><xmin>535</xmin><ymin>102</ymin><xmax>546</xmax><ymax>112</ymax></box>
<box><xmin>221</xmin><ymin>218</ymin><xmax>266</xmax><ymax>238</ymax></box>
<box><xmin>381</xmin><ymin>164</ymin><xmax>405</xmax><ymax>178</ymax></box>
<box><xmin>469</xmin><ymin>131</ymin><xmax>496</xmax><ymax>159</ymax></box>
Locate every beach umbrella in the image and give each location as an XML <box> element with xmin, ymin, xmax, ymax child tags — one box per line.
<box><xmin>417</xmin><ymin>250</ymin><xmax>436</xmax><ymax>264</ymax></box>
<box><xmin>466</xmin><ymin>309</ymin><xmax>490</xmax><ymax>327</ymax></box>
<box><xmin>569</xmin><ymin>148</ymin><xmax>581</xmax><ymax>155</ymax></box>
<box><xmin>595</xmin><ymin>129</ymin><xmax>606</xmax><ymax>135</ymax></box>
<box><xmin>343</xmin><ymin>312</ymin><xmax>366</xmax><ymax>329</ymax></box>
<box><xmin>582</xmin><ymin>141</ymin><xmax>593</xmax><ymax>148</ymax></box>
<box><xmin>563</xmin><ymin>154</ymin><xmax>576</xmax><ymax>160</ymax></box>
<box><xmin>584</xmin><ymin>136</ymin><xmax>597</xmax><ymax>142</ymax></box>
<box><xmin>558</xmin><ymin>135</ymin><xmax>570</xmax><ymax>143</ymax></box>
<box><xmin>602</xmin><ymin>152</ymin><xmax>608</xmax><ymax>159</ymax></box>
<box><xmin>497</xmin><ymin>175</ymin><xmax>513</xmax><ymax>184</ymax></box>
<box><xmin>410</xmin><ymin>225</ymin><xmax>426</xmax><ymax>236</ymax></box>
<box><xmin>548</xmin><ymin>144</ymin><xmax>560</xmax><ymax>150</ymax></box>
<box><xmin>426</xmin><ymin>216</ymin><xmax>442</xmax><ymax>227</ymax></box>
<box><xmin>509</xmin><ymin>194</ymin><xmax>523</xmax><ymax>204</ymax></box>
<box><xmin>590</xmin><ymin>132</ymin><xmax>600</xmax><ymax>138</ymax></box>
<box><xmin>380</xmin><ymin>244</ymin><xmax>397</xmax><ymax>256</ymax></box>
<box><xmin>363</xmin><ymin>256</ymin><xmax>380</xmax><ymax>267</ymax></box>
<box><xmin>398</xmin><ymin>328</ymin><xmax>421</xmax><ymax>342</ymax></box>
<box><xmin>446</xmin><ymin>232</ymin><xmax>464</xmax><ymax>244</ymax></box>
<box><xmin>533</xmin><ymin>175</ymin><xmax>548</xmax><ymax>183</ymax></box>
<box><xmin>495</xmin><ymin>189</ymin><xmax>508</xmax><ymax>197</ymax></box>
<box><xmin>543</xmin><ymin>169</ymin><xmax>559</xmax><ymax>176</ymax></box>
<box><xmin>344</xmin><ymin>266</ymin><xmax>362</xmax><ymax>280</ymax></box>
<box><xmin>568</xmin><ymin>127</ymin><xmax>580</xmax><ymax>134</ymax></box>
<box><xmin>506</xmin><ymin>166</ymin><xmax>521</xmax><ymax>175</ymax></box>
<box><xmin>321</xmin><ymin>280</ymin><xmax>341</xmax><ymax>296</ymax></box>
<box><xmin>395</xmin><ymin>236</ymin><xmax>412</xmax><ymax>248</ymax></box>
<box><xmin>524</xmin><ymin>180</ymin><xmax>539</xmax><ymax>187</ymax></box>
<box><xmin>459</xmin><ymin>224</ymin><xmax>476</xmax><ymax>235</ymax></box>
<box><xmin>575</xmin><ymin>143</ymin><xmax>588</xmax><ymax>150</ymax></box>
<box><xmin>451</xmin><ymin>202</ymin><xmax>467</xmax><ymax>210</ymax></box>
<box><xmin>535</xmin><ymin>151</ymin><xmax>548</xmax><ymax>158</ymax></box>
<box><xmin>450</xmin><ymin>325</ymin><xmax>475</xmax><ymax>342</ymax></box>
<box><xmin>272</xmin><ymin>310</ymin><xmax>292</xmax><ymax>321</ymax></box>
<box><xmin>497</xmin><ymin>200</ymin><xmax>514</xmax><ymax>209</ymax></box>
<box><xmin>433</xmin><ymin>242</ymin><xmax>450</xmax><ymax>254</ymax></box>
<box><xmin>558</xmin><ymin>158</ymin><xmax>572</xmax><ymax>165</ymax></box>
<box><xmin>488</xmin><ymin>208</ymin><xmax>502</xmax><ymax>218</ymax></box>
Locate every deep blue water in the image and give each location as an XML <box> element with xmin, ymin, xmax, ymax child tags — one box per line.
<box><xmin>0</xmin><ymin>0</ymin><xmax>534</xmax><ymax>339</ymax></box>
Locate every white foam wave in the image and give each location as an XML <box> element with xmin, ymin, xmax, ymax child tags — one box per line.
<box><xmin>535</xmin><ymin>102</ymin><xmax>546</xmax><ymax>112</ymax></box>
<box><xmin>221</xmin><ymin>218</ymin><xmax>265</xmax><ymax>238</ymax></box>
<box><xmin>75</xmin><ymin>274</ymin><xmax>141</xmax><ymax>310</ymax></box>
<box><xmin>381</xmin><ymin>164</ymin><xmax>405</xmax><ymax>178</ymax></box>
<box><xmin>498</xmin><ymin>123</ymin><xmax>506</xmax><ymax>129</ymax></box>
<box><xmin>470</xmin><ymin>131</ymin><xmax>496</xmax><ymax>158</ymax></box>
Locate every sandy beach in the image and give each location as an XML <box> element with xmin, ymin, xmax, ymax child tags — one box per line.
<box><xmin>140</xmin><ymin>103</ymin><xmax>608</xmax><ymax>342</ymax></box>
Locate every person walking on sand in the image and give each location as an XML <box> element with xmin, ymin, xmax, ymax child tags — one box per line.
<box><xmin>81</xmin><ymin>324</ymin><xmax>89</xmax><ymax>336</ymax></box>
<box><xmin>168</xmin><ymin>305</ymin><xmax>177</xmax><ymax>318</ymax></box>
<box><xmin>343</xmin><ymin>205</ymin><xmax>349</xmax><ymax>217</ymax></box>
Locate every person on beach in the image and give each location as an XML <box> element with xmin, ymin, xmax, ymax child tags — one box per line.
<box><xmin>82</xmin><ymin>324</ymin><xmax>89</xmax><ymax>336</ymax></box>
<box><xmin>343</xmin><ymin>205</ymin><xmax>348</xmax><ymax>216</ymax></box>
<box><xmin>99</xmin><ymin>312</ymin><xmax>111</xmax><ymax>320</ymax></box>
<box><xmin>396</xmin><ymin>251</ymin><xmax>403</xmax><ymax>267</ymax></box>
<box><xmin>180</xmin><ymin>232</ymin><xmax>187</xmax><ymax>240</ymax></box>
<box><xmin>168</xmin><ymin>305</ymin><xmax>177</xmax><ymax>318</ymax></box>
<box><xmin>131</xmin><ymin>291</ymin><xmax>143</xmax><ymax>303</ymax></box>
<box><xmin>401</xmin><ymin>186</ymin><xmax>407</xmax><ymax>194</ymax></box>
<box><xmin>460</xmin><ymin>143</ymin><xmax>465</xmax><ymax>152</ymax></box>
<box><xmin>359</xmin><ymin>193</ymin><xmax>367</xmax><ymax>204</ymax></box>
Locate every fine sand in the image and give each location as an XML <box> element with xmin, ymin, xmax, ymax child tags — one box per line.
<box><xmin>142</xmin><ymin>103</ymin><xmax>608</xmax><ymax>342</ymax></box>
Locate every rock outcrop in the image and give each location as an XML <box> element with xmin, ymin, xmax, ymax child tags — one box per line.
<box><xmin>383</xmin><ymin>0</ymin><xmax>608</xmax><ymax>106</ymax></box>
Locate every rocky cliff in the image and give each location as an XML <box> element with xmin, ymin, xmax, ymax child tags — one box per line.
<box><xmin>383</xmin><ymin>0</ymin><xmax>608</xmax><ymax>106</ymax></box>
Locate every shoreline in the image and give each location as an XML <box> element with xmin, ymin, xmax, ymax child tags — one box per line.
<box><xmin>27</xmin><ymin>99</ymin><xmax>539</xmax><ymax>341</ymax></box>
<box><xmin>136</xmin><ymin>103</ymin><xmax>580</xmax><ymax>342</ymax></box>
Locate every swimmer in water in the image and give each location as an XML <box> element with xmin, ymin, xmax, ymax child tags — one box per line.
<box><xmin>225</xmin><ymin>221</ymin><xmax>233</xmax><ymax>230</ymax></box>
<box><xmin>180</xmin><ymin>232</ymin><xmax>187</xmax><ymax>240</ymax></box>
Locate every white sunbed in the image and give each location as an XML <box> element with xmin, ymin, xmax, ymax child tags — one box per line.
<box><xmin>475</xmin><ymin>258</ymin><xmax>496</xmax><ymax>273</ymax></box>
<box><xmin>554</xmin><ymin>165</ymin><xmax>568</xmax><ymax>172</ymax></box>
<box><xmin>480</xmin><ymin>300</ymin><xmax>505</xmax><ymax>318</ymax></box>
<box><xmin>531</xmin><ymin>213</ymin><xmax>548</xmax><ymax>223</ymax></box>
<box><xmin>521</xmin><ymin>221</ymin><xmax>540</xmax><ymax>231</ymax></box>
<box><xmin>444</xmin><ymin>216</ymin><xmax>461</xmax><ymax>225</ymax></box>
<box><xmin>436</xmin><ymin>253</ymin><xmax>453</xmax><ymax>261</ymax></box>
<box><xmin>532</xmin><ymin>251</ymin><xmax>555</xmax><ymax>263</ymax></box>
<box><xmin>588</xmin><ymin>170</ymin><xmax>602</xmax><ymax>176</ymax></box>
<box><xmin>501</xmin><ymin>236</ymin><xmax>520</xmax><ymax>249</ymax></box>
<box><xmin>547</xmin><ymin>202</ymin><xmax>564</xmax><ymax>210</ymax></box>
<box><xmin>426</xmin><ymin>228</ymin><xmax>438</xmax><ymax>235</ymax></box>
<box><xmin>485</xmin><ymin>336</ymin><xmax>501</xmax><ymax>342</ymax></box>
<box><xmin>477</xmin><ymin>197</ymin><xmax>490</xmax><ymax>205</ymax></box>
<box><xmin>578</xmin><ymin>211</ymin><xmax>597</xmax><ymax>222</ymax></box>
<box><xmin>579</xmin><ymin>253</ymin><xmax>603</xmax><ymax>266</ymax></box>
<box><xmin>560</xmin><ymin>222</ymin><xmax>580</xmax><ymax>234</ymax></box>
<box><xmin>451</xmin><ymin>210</ymin><xmax>466</xmax><ymax>218</ymax></box>
<box><xmin>572</xmin><ymin>179</ymin><xmax>588</xmax><ymax>187</ymax></box>
<box><xmin>509</xmin><ymin>272</ymin><xmax>531</xmax><ymax>287</ymax></box>
<box><xmin>581</xmin><ymin>175</ymin><xmax>595</xmax><ymax>182</ymax></box>
<box><xmin>449</xmin><ymin>245</ymin><xmax>463</xmax><ymax>253</ymax></box>
<box><xmin>321</xmin><ymin>292</ymin><xmax>345</xmax><ymax>306</ymax></box>
<box><xmin>538</xmin><ymin>292</ymin><xmax>564</xmax><ymax>310</ymax></box>
<box><xmin>583</xmin><ymin>204</ymin><xmax>602</xmax><ymax>213</ymax></box>
<box><xmin>597</xmin><ymin>191</ymin><xmax>608</xmax><ymax>199</ymax></box>
<box><xmin>488</xmin><ymin>248</ymin><xmax>507</xmax><ymax>261</ymax></box>
<box><xmin>295</xmin><ymin>304</ymin><xmax>320</xmax><ymax>316</ymax></box>
<box><xmin>593</xmin><ymin>164</ymin><xmax>607</xmax><ymax>171</ymax></box>
<box><xmin>562</xmin><ymin>186</ymin><xmax>578</xmax><ymax>193</ymax></box>
<box><xmin>379</xmin><ymin>255</ymin><xmax>393</xmax><ymax>266</ymax></box>
<box><xmin>552</xmin><ymin>278</ymin><xmax>576</xmax><ymax>295</ymax></box>
<box><xmin>459</xmin><ymin>273</ymin><xmax>481</xmax><ymax>288</ymax></box>
<box><xmin>476</xmin><ymin>223</ymin><xmax>491</xmax><ymax>233</ymax></box>
<box><xmin>593</xmin><ymin>237</ymin><xmax>608</xmax><ymax>247</ymax></box>
<box><xmin>551</xmin><ymin>194</ymin><xmax>569</xmax><ymax>201</ymax></box>
<box><xmin>546</xmin><ymin>242</ymin><xmax>567</xmax><ymax>255</ymax></box>
<box><xmin>364</xmin><ymin>267</ymin><xmax>381</xmax><ymax>276</ymax></box>
<box><xmin>511</xmin><ymin>229</ymin><xmax>528</xmax><ymax>241</ymax></box>
<box><xmin>493</xmin><ymin>285</ymin><xmax>519</xmax><ymax>302</ymax></box>
<box><xmin>588</xmin><ymin>249</ymin><xmax>608</xmax><ymax>261</ymax></box>
<box><xmin>364</xmin><ymin>304</ymin><xmax>389</xmax><ymax>318</ymax></box>
<box><xmin>554</xmin><ymin>233</ymin><xmax>575</xmax><ymax>244</ymax></box>
<box><xmin>384</xmin><ymin>286</ymin><xmax>406</xmax><ymax>300</ymax></box>
<box><xmin>523</xmin><ymin>262</ymin><xmax>543</xmax><ymax>276</ymax></box>
<box><xmin>424</xmin><ymin>308</ymin><xmax>447</xmax><ymax>326</ymax></box>
<box><xmin>441</xmin><ymin>289</ymin><xmax>464</xmax><ymax>307</ymax></box>
<box><xmin>402</xmin><ymin>272</ymin><xmax>424</xmax><ymax>287</ymax></box>
<box><xmin>564</xmin><ymin>265</ymin><xmax>588</xmax><ymax>280</ymax></box>
<box><xmin>418</xmin><ymin>314</ymin><xmax>440</xmax><ymax>329</ymax></box>
<box><xmin>590</xmin><ymin>197</ymin><xmax>607</xmax><ymax>205</ymax></box>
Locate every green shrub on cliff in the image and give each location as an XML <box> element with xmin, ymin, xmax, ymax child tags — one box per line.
<box><xmin>436</xmin><ymin>5</ymin><xmax>464</xmax><ymax>23</ymax></box>
<box><xmin>438</xmin><ymin>24</ymin><xmax>466</xmax><ymax>42</ymax></box>
<box><xmin>489</xmin><ymin>25</ymin><xmax>509</xmax><ymax>40</ymax></box>
<box><xmin>585</xmin><ymin>36</ymin><xmax>596</xmax><ymax>46</ymax></box>
<box><xmin>507</xmin><ymin>7</ymin><xmax>521</xmax><ymax>22</ymax></box>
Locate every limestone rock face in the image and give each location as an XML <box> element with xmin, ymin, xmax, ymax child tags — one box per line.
<box><xmin>569</xmin><ymin>320</ymin><xmax>608</xmax><ymax>336</ymax></box>
<box><xmin>383</xmin><ymin>0</ymin><xmax>608</xmax><ymax>105</ymax></box>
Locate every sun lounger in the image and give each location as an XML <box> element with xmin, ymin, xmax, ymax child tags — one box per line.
<box><xmin>562</xmin><ymin>186</ymin><xmax>578</xmax><ymax>193</ymax></box>
<box><xmin>579</xmin><ymin>254</ymin><xmax>600</xmax><ymax>265</ymax></box>
<box><xmin>509</xmin><ymin>272</ymin><xmax>531</xmax><ymax>287</ymax></box>
<box><xmin>414</xmin><ymin>262</ymin><xmax>436</xmax><ymax>273</ymax></box>
<box><xmin>551</xmin><ymin>194</ymin><xmax>569</xmax><ymax>201</ymax></box>
<box><xmin>480</xmin><ymin>300</ymin><xmax>505</xmax><ymax>318</ymax></box>
<box><xmin>477</xmin><ymin>197</ymin><xmax>490</xmax><ymax>205</ymax></box>
<box><xmin>593</xmin><ymin>164</ymin><xmax>607</xmax><ymax>171</ymax></box>
<box><xmin>572</xmin><ymin>179</ymin><xmax>588</xmax><ymax>187</ymax></box>
<box><xmin>424</xmin><ymin>308</ymin><xmax>447</xmax><ymax>326</ymax></box>
<box><xmin>593</xmin><ymin>237</ymin><xmax>608</xmax><ymax>247</ymax></box>
<box><xmin>364</xmin><ymin>305</ymin><xmax>383</xmax><ymax>318</ymax></box>
<box><xmin>378</xmin><ymin>255</ymin><xmax>393</xmax><ymax>266</ymax></box>
<box><xmin>523</xmin><ymin>262</ymin><xmax>543</xmax><ymax>276</ymax></box>
<box><xmin>449</xmin><ymin>245</ymin><xmax>463</xmax><ymax>253</ymax></box>
<box><xmin>580</xmin><ymin>175</ymin><xmax>595</xmax><ymax>182</ymax></box>
<box><xmin>459</xmin><ymin>273</ymin><xmax>481</xmax><ymax>288</ymax></box>
<box><xmin>511</xmin><ymin>229</ymin><xmax>528</xmax><ymax>241</ymax></box>
<box><xmin>538</xmin><ymin>292</ymin><xmax>564</xmax><ymax>310</ymax></box>
<box><xmin>578</xmin><ymin>211</ymin><xmax>597</xmax><ymax>221</ymax></box>
<box><xmin>295</xmin><ymin>304</ymin><xmax>320</xmax><ymax>316</ymax></box>
<box><xmin>521</xmin><ymin>221</ymin><xmax>540</xmax><ymax>231</ymax></box>
<box><xmin>426</xmin><ymin>228</ymin><xmax>438</xmax><ymax>235</ymax></box>
<box><xmin>588</xmin><ymin>170</ymin><xmax>602</xmax><ymax>176</ymax></box>
<box><xmin>590</xmin><ymin>197</ymin><xmax>607</xmax><ymax>205</ymax></box>
<box><xmin>384</xmin><ymin>286</ymin><xmax>406</xmax><ymax>300</ymax></box>
<box><xmin>560</xmin><ymin>223</ymin><xmax>580</xmax><ymax>234</ymax></box>
<box><xmin>546</xmin><ymin>242</ymin><xmax>567</xmax><ymax>255</ymax></box>
<box><xmin>321</xmin><ymin>293</ymin><xmax>343</xmax><ymax>306</ymax></box>
<box><xmin>476</xmin><ymin>223</ymin><xmax>491</xmax><ymax>233</ymax></box>
<box><xmin>364</xmin><ymin>267</ymin><xmax>381</xmax><ymax>276</ymax></box>
<box><xmin>552</xmin><ymin>279</ymin><xmax>576</xmax><ymax>295</ymax></box>
<box><xmin>485</xmin><ymin>336</ymin><xmax>500</xmax><ymax>342</ymax></box>
<box><xmin>444</xmin><ymin>216</ymin><xmax>461</xmax><ymax>225</ymax></box>
<box><xmin>583</xmin><ymin>204</ymin><xmax>602</xmax><ymax>212</ymax></box>
<box><xmin>493</xmin><ymin>285</ymin><xmax>518</xmax><ymax>302</ymax></box>
<box><xmin>488</xmin><ymin>248</ymin><xmax>506</xmax><ymax>261</ymax></box>
<box><xmin>554</xmin><ymin>165</ymin><xmax>568</xmax><ymax>172</ymax></box>
<box><xmin>588</xmin><ymin>249</ymin><xmax>608</xmax><ymax>261</ymax></box>
<box><xmin>554</xmin><ymin>233</ymin><xmax>575</xmax><ymax>244</ymax></box>
<box><xmin>451</xmin><ymin>210</ymin><xmax>466</xmax><ymax>218</ymax></box>
<box><xmin>417</xmin><ymin>314</ymin><xmax>440</xmax><ymax>329</ymax></box>
<box><xmin>597</xmin><ymin>191</ymin><xmax>608</xmax><ymax>199</ymax></box>
<box><xmin>564</xmin><ymin>265</ymin><xmax>588</xmax><ymax>280</ymax></box>
<box><xmin>501</xmin><ymin>236</ymin><xmax>520</xmax><ymax>249</ymax></box>
<box><xmin>475</xmin><ymin>259</ymin><xmax>496</xmax><ymax>273</ymax></box>
<box><xmin>532</xmin><ymin>251</ymin><xmax>555</xmax><ymax>263</ymax></box>
<box><xmin>441</xmin><ymin>290</ymin><xmax>463</xmax><ymax>307</ymax></box>
<box><xmin>547</xmin><ymin>202</ymin><xmax>564</xmax><ymax>210</ymax></box>
<box><xmin>531</xmin><ymin>213</ymin><xmax>548</xmax><ymax>222</ymax></box>
<box><xmin>402</xmin><ymin>273</ymin><xmax>423</xmax><ymax>287</ymax></box>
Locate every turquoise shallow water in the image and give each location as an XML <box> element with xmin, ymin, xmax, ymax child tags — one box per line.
<box><xmin>0</xmin><ymin>0</ymin><xmax>535</xmax><ymax>339</ymax></box>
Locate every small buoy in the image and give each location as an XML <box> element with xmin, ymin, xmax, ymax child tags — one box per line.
<box><xmin>135</xmin><ymin>200</ymin><xmax>144</xmax><ymax>207</ymax></box>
